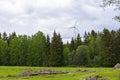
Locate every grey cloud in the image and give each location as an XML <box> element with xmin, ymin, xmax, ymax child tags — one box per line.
<box><xmin>0</xmin><ymin>0</ymin><xmax>119</xmax><ymax>43</ymax></box>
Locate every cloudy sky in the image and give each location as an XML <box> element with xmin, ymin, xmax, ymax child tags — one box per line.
<box><xmin>0</xmin><ymin>0</ymin><xmax>120</xmax><ymax>42</ymax></box>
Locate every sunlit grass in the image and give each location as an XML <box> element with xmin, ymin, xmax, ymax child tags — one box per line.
<box><xmin>0</xmin><ymin>66</ymin><xmax>120</xmax><ymax>80</ymax></box>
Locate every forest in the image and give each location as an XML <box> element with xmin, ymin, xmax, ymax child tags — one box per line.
<box><xmin>0</xmin><ymin>28</ymin><xmax>120</xmax><ymax>67</ymax></box>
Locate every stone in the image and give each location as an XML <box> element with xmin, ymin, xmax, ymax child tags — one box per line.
<box><xmin>86</xmin><ymin>76</ymin><xmax>97</xmax><ymax>80</ymax></box>
<box><xmin>113</xmin><ymin>63</ymin><xmax>120</xmax><ymax>69</ymax></box>
<box><xmin>101</xmin><ymin>78</ymin><xmax>108</xmax><ymax>80</ymax></box>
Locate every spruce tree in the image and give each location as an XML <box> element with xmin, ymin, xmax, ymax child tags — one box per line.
<box><xmin>0</xmin><ymin>33</ymin><xmax>1</xmax><ymax>39</ymax></box>
<box><xmin>76</xmin><ymin>34</ymin><xmax>82</xmax><ymax>49</ymax></box>
<box><xmin>113</xmin><ymin>29</ymin><xmax>120</xmax><ymax>64</ymax></box>
<box><xmin>70</xmin><ymin>37</ymin><xmax>75</xmax><ymax>51</ymax></box>
<box><xmin>100</xmin><ymin>28</ymin><xmax>112</xmax><ymax>66</ymax></box>
<box><xmin>2</xmin><ymin>32</ymin><xmax>8</xmax><ymax>42</ymax></box>
<box><xmin>45</xmin><ymin>34</ymin><xmax>50</xmax><ymax>66</ymax></box>
<box><xmin>49</xmin><ymin>31</ymin><xmax>64</xmax><ymax>66</ymax></box>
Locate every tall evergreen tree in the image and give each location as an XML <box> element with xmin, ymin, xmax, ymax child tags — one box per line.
<box><xmin>2</xmin><ymin>32</ymin><xmax>8</xmax><ymax>42</ymax></box>
<box><xmin>113</xmin><ymin>29</ymin><xmax>120</xmax><ymax>64</ymax></box>
<box><xmin>45</xmin><ymin>34</ymin><xmax>50</xmax><ymax>66</ymax></box>
<box><xmin>100</xmin><ymin>28</ymin><xmax>112</xmax><ymax>66</ymax></box>
<box><xmin>91</xmin><ymin>30</ymin><xmax>97</xmax><ymax>38</ymax></box>
<box><xmin>49</xmin><ymin>31</ymin><xmax>64</xmax><ymax>66</ymax></box>
<box><xmin>8</xmin><ymin>32</ymin><xmax>16</xmax><ymax>46</ymax></box>
<box><xmin>0</xmin><ymin>33</ymin><xmax>1</xmax><ymax>39</ymax></box>
<box><xmin>84</xmin><ymin>32</ymin><xmax>89</xmax><ymax>45</ymax></box>
<box><xmin>76</xmin><ymin>34</ymin><xmax>82</xmax><ymax>49</ymax></box>
<box><xmin>70</xmin><ymin>37</ymin><xmax>75</xmax><ymax>52</ymax></box>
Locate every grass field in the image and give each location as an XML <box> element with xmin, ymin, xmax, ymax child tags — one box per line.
<box><xmin>0</xmin><ymin>66</ymin><xmax>120</xmax><ymax>80</ymax></box>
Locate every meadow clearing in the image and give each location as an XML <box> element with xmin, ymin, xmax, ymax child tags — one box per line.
<box><xmin>0</xmin><ymin>66</ymin><xmax>120</xmax><ymax>80</ymax></box>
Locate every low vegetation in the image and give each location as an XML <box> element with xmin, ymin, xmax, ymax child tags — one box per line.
<box><xmin>0</xmin><ymin>66</ymin><xmax>120</xmax><ymax>80</ymax></box>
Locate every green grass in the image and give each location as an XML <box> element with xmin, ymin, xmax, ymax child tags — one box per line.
<box><xmin>0</xmin><ymin>66</ymin><xmax>120</xmax><ymax>80</ymax></box>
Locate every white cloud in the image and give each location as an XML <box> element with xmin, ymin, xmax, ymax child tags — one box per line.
<box><xmin>26</xmin><ymin>0</ymin><xmax>72</xmax><ymax>8</ymax></box>
<box><xmin>0</xmin><ymin>0</ymin><xmax>25</xmax><ymax>14</ymax></box>
<box><xmin>0</xmin><ymin>0</ymin><xmax>119</xmax><ymax>43</ymax></box>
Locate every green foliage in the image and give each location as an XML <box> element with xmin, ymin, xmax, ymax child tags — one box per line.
<box><xmin>112</xmin><ymin>29</ymin><xmax>120</xmax><ymax>64</ymax></box>
<box><xmin>74</xmin><ymin>34</ymin><xmax>82</xmax><ymax>50</ymax></box>
<box><xmin>49</xmin><ymin>31</ymin><xmax>64</xmax><ymax>66</ymax></box>
<box><xmin>9</xmin><ymin>35</ymin><xmax>29</xmax><ymax>66</ymax></box>
<box><xmin>2</xmin><ymin>32</ymin><xmax>8</xmax><ymax>41</ymax></box>
<box><xmin>1</xmin><ymin>28</ymin><xmax>120</xmax><ymax>67</ymax></box>
<box><xmin>70</xmin><ymin>37</ymin><xmax>75</xmax><ymax>51</ymax></box>
<box><xmin>18</xmin><ymin>35</ymin><xmax>29</xmax><ymax>66</ymax></box>
<box><xmin>27</xmin><ymin>31</ymin><xmax>47</xmax><ymax>66</ymax></box>
<box><xmin>74</xmin><ymin>45</ymin><xmax>90</xmax><ymax>66</ymax></box>
<box><xmin>9</xmin><ymin>36</ymin><xmax>19</xmax><ymax>65</ymax></box>
<box><xmin>63</xmin><ymin>45</ymin><xmax>70</xmax><ymax>66</ymax></box>
<box><xmin>68</xmin><ymin>50</ymin><xmax>76</xmax><ymax>66</ymax></box>
<box><xmin>0</xmin><ymin>39</ymin><xmax>9</xmax><ymax>65</ymax></box>
<box><xmin>93</xmin><ymin>56</ymin><xmax>101</xmax><ymax>67</ymax></box>
<box><xmin>100</xmin><ymin>28</ymin><xmax>113</xmax><ymax>66</ymax></box>
<box><xmin>45</xmin><ymin>34</ymin><xmax>50</xmax><ymax>66</ymax></box>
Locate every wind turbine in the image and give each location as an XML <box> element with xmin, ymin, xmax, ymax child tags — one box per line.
<box><xmin>69</xmin><ymin>21</ymin><xmax>79</xmax><ymax>38</ymax></box>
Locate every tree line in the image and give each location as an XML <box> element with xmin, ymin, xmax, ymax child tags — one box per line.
<box><xmin>0</xmin><ymin>28</ymin><xmax>120</xmax><ymax>67</ymax></box>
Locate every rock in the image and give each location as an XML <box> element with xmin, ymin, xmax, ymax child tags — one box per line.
<box><xmin>89</xmin><ymin>70</ymin><xmax>96</xmax><ymax>73</ymax></box>
<box><xmin>113</xmin><ymin>63</ymin><xmax>120</xmax><ymax>69</ymax></box>
<box><xmin>86</xmin><ymin>76</ymin><xmax>97</xmax><ymax>80</ymax></box>
<box><xmin>76</xmin><ymin>69</ymin><xmax>96</xmax><ymax>73</ymax></box>
<box><xmin>16</xmin><ymin>71</ymin><xmax>32</xmax><ymax>78</ymax></box>
<box><xmin>16</xmin><ymin>69</ymin><xmax>69</xmax><ymax>78</ymax></box>
<box><xmin>86</xmin><ymin>75</ymin><xmax>102</xmax><ymax>80</ymax></box>
<box><xmin>101</xmin><ymin>78</ymin><xmax>108</xmax><ymax>80</ymax></box>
